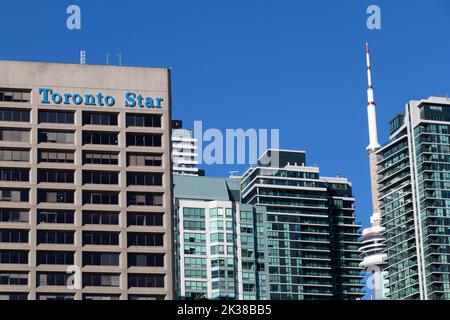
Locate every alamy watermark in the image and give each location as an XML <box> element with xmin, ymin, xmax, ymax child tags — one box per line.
<box><xmin>66</xmin><ymin>5</ymin><xmax>81</xmax><ymax>30</ymax></box>
<box><xmin>366</xmin><ymin>5</ymin><xmax>381</xmax><ymax>30</ymax></box>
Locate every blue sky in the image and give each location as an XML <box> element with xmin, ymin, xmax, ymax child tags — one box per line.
<box><xmin>1</xmin><ymin>0</ymin><xmax>450</xmax><ymax>227</ymax></box>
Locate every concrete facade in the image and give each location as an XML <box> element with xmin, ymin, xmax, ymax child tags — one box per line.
<box><xmin>0</xmin><ymin>60</ymin><xmax>173</xmax><ymax>300</ymax></box>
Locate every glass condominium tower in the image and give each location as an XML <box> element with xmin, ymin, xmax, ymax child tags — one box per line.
<box><xmin>377</xmin><ymin>97</ymin><xmax>450</xmax><ymax>300</ymax></box>
<box><xmin>173</xmin><ymin>175</ymin><xmax>270</xmax><ymax>300</ymax></box>
<box><xmin>240</xmin><ymin>150</ymin><xmax>364</xmax><ymax>300</ymax></box>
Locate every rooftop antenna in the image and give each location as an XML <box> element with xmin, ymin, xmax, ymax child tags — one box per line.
<box><xmin>80</xmin><ymin>50</ymin><xmax>86</xmax><ymax>65</ymax></box>
<box><xmin>117</xmin><ymin>54</ymin><xmax>122</xmax><ymax>66</ymax></box>
<box><xmin>106</xmin><ymin>53</ymin><xmax>112</xmax><ymax>65</ymax></box>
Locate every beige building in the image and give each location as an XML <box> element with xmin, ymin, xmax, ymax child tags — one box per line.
<box><xmin>0</xmin><ymin>61</ymin><xmax>174</xmax><ymax>300</ymax></box>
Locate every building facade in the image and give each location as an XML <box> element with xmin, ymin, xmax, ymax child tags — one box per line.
<box><xmin>173</xmin><ymin>175</ymin><xmax>269</xmax><ymax>300</ymax></box>
<box><xmin>171</xmin><ymin>120</ymin><xmax>199</xmax><ymax>176</ymax></box>
<box><xmin>0</xmin><ymin>61</ymin><xmax>174</xmax><ymax>300</ymax></box>
<box><xmin>241</xmin><ymin>150</ymin><xmax>364</xmax><ymax>300</ymax></box>
<box><xmin>377</xmin><ymin>97</ymin><xmax>450</xmax><ymax>300</ymax></box>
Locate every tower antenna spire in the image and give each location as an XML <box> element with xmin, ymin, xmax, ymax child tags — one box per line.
<box><xmin>366</xmin><ymin>42</ymin><xmax>381</xmax><ymax>152</ymax></box>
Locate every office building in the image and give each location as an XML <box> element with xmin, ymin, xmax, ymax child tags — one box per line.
<box><xmin>376</xmin><ymin>97</ymin><xmax>450</xmax><ymax>300</ymax></box>
<box><xmin>171</xmin><ymin>120</ymin><xmax>199</xmax><ymax>176</ymax></box>
<box><xmin>0</xmin><ymin>60</ymin><xmax>174</xmax><ymax>300</ymax></box>
<box><xmin>173</xmin><ymin>175</ymin><xmax>269</xmax><ymax>300</ymax></box>
<box><xmin>241</xmin><ymin>149</ymin><xmax>364</xmax><ymax>300</ymax></box>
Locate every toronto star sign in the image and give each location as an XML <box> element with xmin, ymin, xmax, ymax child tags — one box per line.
<box><xmin>38</xmin><ymin>88</ymin><xmax>164</xmax><ymax>109</ymax></box>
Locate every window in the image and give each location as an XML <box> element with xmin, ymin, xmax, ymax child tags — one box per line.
<box><xmin>128</xmin><ymin>253</ymin><xmax>164</xmax><ymax>267</ymax></box>
<box><xmin>82</xmin><ymin>131</ymin><xmax>118</xmax><ymax>145</ymax></box>
<box><xmin>0</xmin><ymin>230</ymin><xmax>28</xmax><ymax>243</ymax></box>
<box><xmin>183</xmin><ymin>208</ymin><xmax>205</xmax><ymax>219</ymax></box>
<box><xmin>0</xmin><ymin>210</ymin><xmax>28</xmax><ymax>223</ymax></box>
<box><xmin>0</xmin><ymin>129</ymin><xmax>29</xmax><ymax>142</ymax></box>
<box><xmin>83</xmin><ymin>151</ymin><xmax>118</xmax><ymax>165</ymax></box>
<box><xmin>37</xmin><ymin>169</ymin><xmax>74</xmax><ymax>183</ymax></box>
<box><xmin>37</xmin><ymin>272</ymin><xmax>71</xmax><ymax>286</ymax></box>
<box><xmin>37</xmin><ymin>251</ymin><xmax>74</xmax><ymax>265</ymax></box>
<box><xmin>83</xmin><ymin>252</ymin><xmax>119</xmax><ymax>266</ymax></box>
<box><xmin>82</xmin><ymin>273</ymin><xmax>120</xmax><ymax>287</ymax></box>
<box><xmin>83</xmin><ymin>232</ymin><xmax>119</xmax><ymax>246</ymax></box>
<box><xmin>0</xmin><ymin>149</ymin><xmax>29</xmax><ymax>162</ymax></box>
<box><xmin>127</xmin><ymin>172</ymin><xmax>162</xmax><ymax>186</ymax></box>
<box><xmin>83</xmin><ymin>171</ymin><xmax>118</xmax><ymax>185</ymax></box>
<box><xmin>126</xmin><ymin>133</ymin><xmax>161</xmax><ymax>147</ymax></box>
<box><xmin>128</xmin><ymin>274</ymin><xmax>164</xmax><ymax>288</ymax></box>
<box><xmin>0</xmin><ymin>272</ymin><xmax>28</xmax><ymax>285</ymax></box>
<box><xmin>127</xmin><ymin>153</ymin><xmax>162</xmax><ymax>167</ymax></box>
<box><xmin>83</xmin><ymin>112</ymin><xmax>118</xmax><ymax>125</ymax></box>
<box><xmin>37</xmin><ymin>210</ymin><xmax>74</xmax><ymax>224</ymax></box>
<box><xmin>127</xmin><ymin>213</ymin><xmax>163</xmax><ymax>226</ymax></box>
<box><xmin>37</xmin><ymin>294</ymin><xmax>74</xmax><ymax>301</ymax></box>
<box><xmin>38</xmin><ymin>150</ymin><xmax>74</xmax><ymax>163</ymax></box>
<box><xmin>126</xmin><ymin>114</ymin><xmax>161</xmax><ymax>127</ymax></box>
<box><xmin>83</xmin><ymin>211</ymin><xmax>119</xmax><ymax>225</ymax></box>
<box><xmin>127</xmin><ymin>233</ymin><xmax>164</xmax><ymax>247</ymax></box>
<box><xmin>38</xmin><ymin>130</ymin><xmax>74</xmax><ymax>144</ymax></box>
<box><xmin>127</xmin><ymin>192</ymin><xmax>163</xmax><ymax>206</ymax></box>
<box><xmin>0</xmin><ymin>250</ymin><xmax>28</xmax><ymax>264</ymax></box>
<box><xmin>37</xmin><ymin>190</ymin><xmax>74</xmax><ymax>203</ymax></box>
<box><xmin>83</xmin><ymin>294</ymin><xmax>120</xmax><ymax>300</ymax></box>
<box><xmin>0</xmin><ymin>189</ymin><xmax>28</xmax><ymax>202</ymax></box>
<box><xmin>0</xmin><ymin>168</ymin><xmax>29</xmax><ymax>182</ymax></box>
<box><xmin>0</xmin><ymin>88</ymin><xmax>31</xmax><ymax>103</ymax></box>
<box><xmin>83</xmin><ymin>191</ymin><xmax>119</xmax><ymax>205</ymax></box>
<box><xmin>128</xmin><ymin>295</ymin><xmax>164</xmax><ymax>300</ymax></box>
<box><xmin>38</xmin><ymin>110</ymin><xmax>74</xmax><ymax>124</ymax></box>
<box><xmin>0</xmin><ymin>108</ymin><xmax>30</xmax><ymax>122</ymax></box>
<box><xmin>37</xmin><ymin>231</ymin><xmax>74</xmax><ymax>244</ymax></box>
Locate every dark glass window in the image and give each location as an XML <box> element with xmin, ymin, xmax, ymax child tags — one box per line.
<box><xmin>82</xmin><ymin>131</ymin><xmax>118</xmax><ymax>145</ymax></box>
<box><xmin>82</xmin><ymin>191</ymin><xmax>119</xmax><ymax>205</ymax></box>
<box><xmin>127</xmin><ymin>153</ymin><xmax>162</xmax><ymax>167</ymax></box>
<box><xmin>0</xmin><ymin>149</ymin><xmax>29</xmax><ymax>162</ymax></box>
<box><xmin>0</xmin><ymin>129</ymin><xmax>29</xmax><ymax>142</ymax></box>
<box><xmin>0</xmin><ymin>168</ymin><xmax>29</xmax><ymax>182</ymax></box>
<box><xmin>82</xmin><ymin>232</ymin><xmax>119</xmax><ymax>246</ymax></box>
<box><xmin>37</xmin><ymin>251</ymin><xmax>74</xmax><ymax>265</ymax></box>
<box><xmin>37</xmin><ymin>231</ymin><xmax>74</xmax><ymax>244</ymax></box>
<box><xmin>83</xmin><ymin>211</ymin><xmax>119</xmax><ymax>225</ymax></box>
<box><xmin>37</xmin><ymin>190</ymin><xmax>74</xmax><ymax>203</ymax></box>
<box><xmin>38</xmin><ymin>130</ymin><xmax>74</xmax><ymax>144</ymax></box>
<box><xmin>126</xmin><ymin>114</ymin><xmax>161</xmax><ymax>127</ymax></box>
<box><xmin>37</xmin><ymin>210</ymin><xmax>74</xmax><ymax>224</ymax></box>
<box><xmin>126</xmin><ymin>133</ymin><xmax>161</xmax><ymax>147</ymax></box>
<box><xmin>37</xmin><ymin>169</ymin><xmax>74</xmax><ymax>183</ymax></box>
<box><xmin>83</xmin><ymin>151</ymin><xmax>118</xmax><ymax>165</ymax></box>
<box><xmin>127</xmin><ymin>172</ymin><xmax>162</xmax><ymax>186</ymax></box>
<box><xmin>37</xmin><ymin>294</ymin><xmax>74</xmax><ymax>301</ymax></box>
<box><xmin>128</xmin><ymin>253</ymin><xmax>164</xmax><ymax>267</ymax></box>
<box><xmin>127</xmin><ymin>233</ymin><xmax>164</xmax><ymax>247</ymax></box>
<box><xmin>0</xmin><ymin>230</ymin><xmax>28</xmax><ymax>243</ymax></box>
<box><xmin>82</xmin><ymin>273</ymin><xmax>120</xmax><ymax>287</ymax></box>
<box><xmin>38</xmin><ymin>110</ymin><xmax>74</xmax><ymax>124</ymax></box>
<box><xmin>37</xmin><ymin>272</ymin><xmax>71</xmax><ymax>286</ymax></box>
<box><xmin>0</xmin><ymin>272</ymin><xmax>28</xmax><ymax>285</ymax></box>
<box><xmin>0</xmin><ymin>189</ymin><xmax>28</xmax><ymax>202</ymax></box>
<box><xmin>82</xmin><ymin>252</ymin><xmax>120</xmax><ymax>266</ymax></box>
<box><xmin>0</xmin><ymin>250</ymin><xmax>28</xmax><ymax>264</ymax></box>
<box><xmin>38</xmin><ymin>150</ymin><xmax>74</xmax><ymax>163</ymax></box>
<box><xmin>83</xmin><ymin>171</ymin><xmax>118</xmax><ymax>185</ymax></box>
<box><xmin>0</xmin><ymin>88</ymin><xmax>31</xmax><ymax>103</ymax></box>
<box><xmin>83</xmin><ymin>112</ymin><xmax>118</xmax><ymax>126</ymax></box>
<box><xmin>0</xmin><ymin>210</ymin><xmax>28</xmax><ymax>223</ymax></box>
<box><xmin>0</xmin><ymin>108</ymin><xmax>30</xmax><ymax>122</ymax></box>
<box><xmin>127</xmin><ymin>192</ymin><xmax>163</xmax><ymax>206</ymax></box>
<box><xmin>127</xmin><ymin>213</ymin><xmax>163</xmax><ymax>227</ymax></box>
<box><xmin>128</xmin><ymin>274</ymin><xmax>164</xmax><ymax>288</ymax></box>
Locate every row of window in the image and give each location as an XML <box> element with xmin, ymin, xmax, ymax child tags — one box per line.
<box><xmin>0</xmin><ymin>108</ymin><xmax>162</xmax><ymax>128</ymax></box>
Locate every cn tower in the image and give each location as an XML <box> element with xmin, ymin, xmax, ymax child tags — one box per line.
<box><xmin>359</xmin><ymin>43</ymin><xmax>389</xmax><ymax>299</ymax></box>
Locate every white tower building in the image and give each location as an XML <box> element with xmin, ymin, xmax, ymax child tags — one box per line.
<box><xmin>172</xmin><ymin>122</ymin><xmax>199</xmax><ymax>175</ymax></box>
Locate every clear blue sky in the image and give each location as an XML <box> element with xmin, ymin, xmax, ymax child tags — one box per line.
<box><xmin>1</xmin><ymin>0</ymin><xmax>450</xmax><ymax>227</ymax></box>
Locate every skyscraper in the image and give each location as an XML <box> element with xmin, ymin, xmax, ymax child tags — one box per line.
<box><xmin>171</xmin><ymin>120</ymin><xmax>199</xmax><ymax>176</ymax></box>
<box><xmin>0</xmin><ymin>60</ymin><xmax>174</xmax><ymax>300</ymax></box>
<box><xmin>377</xmin><ymin>97</ymin><xmax>450</xmax><ymax>300</ymax></box>
<box><xmin>241</xmin><ymin>149</ymin><xmax>364</xmax><ymax>300</ymax></box>
<box><xmin>173</xmin><ymin>175</ymin><xmax>269</xmax><ymax>300</ymax></box>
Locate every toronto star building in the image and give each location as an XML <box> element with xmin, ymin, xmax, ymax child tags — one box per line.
<box><xmin>174</xmin><ymin>150</ymin><xmax>364</xmax><ymax>300</ymax></box>
<box><xmin>0</xmin><ymin>60</ymin><xmax>174</xmax><ymax>300</ymax></box>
